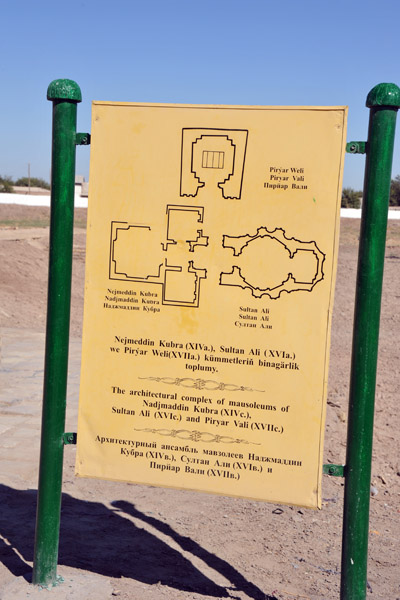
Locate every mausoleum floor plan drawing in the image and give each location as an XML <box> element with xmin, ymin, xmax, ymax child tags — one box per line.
<box><xmin>180</xmin><ymin>128</ymin><xmax>248</xmax><ymax>199</ymax></box>
<box><xmin>220</xmin><ymin>226</ymin><xmax>326</xmax><ymax>299</ymax></box>
<box><xmin>109</xmin><ymin>126</ymin><xmax>326</xmax><ymax>305</ymax></box>
<box><xmin>110</xmin><ymin>214</ymin><xmax>326</xmax><ymax>305</ymax></box>
<box><xmin>109</xmin><ymin>204</ymin><xmax>208</xmax><ymax>307</ymax></box>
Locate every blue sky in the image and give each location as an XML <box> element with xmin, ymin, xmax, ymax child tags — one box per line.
<box><xmin>1</xmin><ymin>0</ymin><xmax>399</xmax><ymax>189</ymax></box>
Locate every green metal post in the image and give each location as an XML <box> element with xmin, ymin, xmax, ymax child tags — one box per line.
<box><xmin>32</xmin><ymin>79</ymin><xmax>82</xmax><ymax>586</ymax></box>
<box><xmin>341</xmin><ymin>83</ymin><xmax>400</xmax><ymax>599</ymax></box>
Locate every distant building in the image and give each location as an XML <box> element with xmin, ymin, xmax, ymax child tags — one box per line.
<box><xmin>75</xmin><ymin>175</ymin><xmax>88</xmax><ymax>200</ymax></box>
<box><xmin>81</xmin><ymin>182</ymin><xmax>89</xmax><ymax>197</ymax></box>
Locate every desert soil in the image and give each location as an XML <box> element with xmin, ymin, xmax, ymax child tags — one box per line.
<box><xmin>0</xmin><ymin>204</ymin><xmax>399</xmax><ymax>600</ymax></box>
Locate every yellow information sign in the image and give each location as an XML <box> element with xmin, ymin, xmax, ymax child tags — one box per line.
<box><xmin>76</xmin><ymin>101</ymin><xmax>347</xmax><ymax>508</ymax></box>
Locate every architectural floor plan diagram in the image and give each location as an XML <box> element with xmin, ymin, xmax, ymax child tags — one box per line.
<box><xmin>180</xmin><ymin>128</ymin><xmax>248</xmax><ymax>199</ymax></box>
<box><xmin>220</xmin><ymin>226</ymin><xmax>326</xmax><ymax>299</ymax></box>
<box><xmin>109</xmin><ymin>205</ymin><xmax>208</xmax><ymax>307</ymax></box>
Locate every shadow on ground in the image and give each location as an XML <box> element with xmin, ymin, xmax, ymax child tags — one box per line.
<box><xmin>0</xmin><ymin>484</ymin><xmax>277</xmax><ymax>600</ymax></box>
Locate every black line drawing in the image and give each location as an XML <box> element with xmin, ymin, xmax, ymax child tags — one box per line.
<box><xmin>135</xmin><ymin>428</ymin><xmax>260</xmax><ymax>445</ymax></box>
<box><xmin>162</xmin><ymin>259</ymin><xmax>207</xmax><ymax>307</ymax></box>
<box><xmin>220</xmin><ymin>226</ymin><xmax>325</xmax><ymax>300</ymax></box>
<box><xmin>139</xmin><ymin>376</ymin><xmax>264</xmax><ymax>392</ymax></box>
<box><xmin>110</xmin><ymin>222</ymin><xmax>163</xmax><ymax>282</ymax></box>
<box><xmin>180</xmin><ymin>128</ymin><xmax>248</xmax><ymax>199</ymax></box>
<box><xmin>162</xmin><ymin>205</ymin><xmax>209</xmax><ymax>252</ymax></box>
<box><xmin>109</xmin><ymin>205</ymin><xmax>208</xmax><ymax>307</ymax></box>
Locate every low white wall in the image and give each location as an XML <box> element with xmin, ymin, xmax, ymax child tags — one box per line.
<box><xmin>1</xmin><ymin>195</ymin><xmax>400</xmax><ymax>219</ymax></box>
<box><xmin>340</xmin><ymin>207</ymin><xmax>400</xmax><ymax>219</ymax></box>
<box><xmin>0</xmin><ymin>192</ymin><xmax>88</xmax><ymax>208</ymax></box>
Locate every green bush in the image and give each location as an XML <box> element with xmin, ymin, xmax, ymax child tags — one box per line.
<box><xmin>0</xmin><ymin>175</ymin><xmax>14</xmax><ymax>193</ymax></box>
<box><xmin>390</xmin><ymin>175</ymin><xmax>400</xmax><ymax>206</ymax></box>
<box><xmin>15</xmin><ymin>177</ymin><xmax>50</xmax><ymax>190</ymax></box>
<box><xmin>341</xmin><ymin>187</ymin><xmax>361</xmax><ymax>208</ymax></box>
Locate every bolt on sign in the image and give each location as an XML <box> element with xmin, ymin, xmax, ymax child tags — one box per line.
<box><xmin>76</xmin><ymin>102</ymin><xmax>347</xmax><ymax>508</ymax></box>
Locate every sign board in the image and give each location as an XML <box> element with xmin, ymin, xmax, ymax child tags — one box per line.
<box><xmin>76</xmin><ymin>101</ymin><xmax>347</xmax><ymax>508</ymax></box>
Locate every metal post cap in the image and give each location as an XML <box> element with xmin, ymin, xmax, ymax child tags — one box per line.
<box><xmin>47</xmin><ymin>79</ymin><xmax>82</xmax><ymax>102</ymax></box>
<box><xmin>366</xmin><ymin>83</ymin><xmax>400</xmax><ymax>108</ymax></box>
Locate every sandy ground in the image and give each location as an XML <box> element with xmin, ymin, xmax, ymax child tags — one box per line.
<box><xmin>0</xmin><ymin>204</ymin><xmax>399</xmax><ymax>600</ymax></box>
